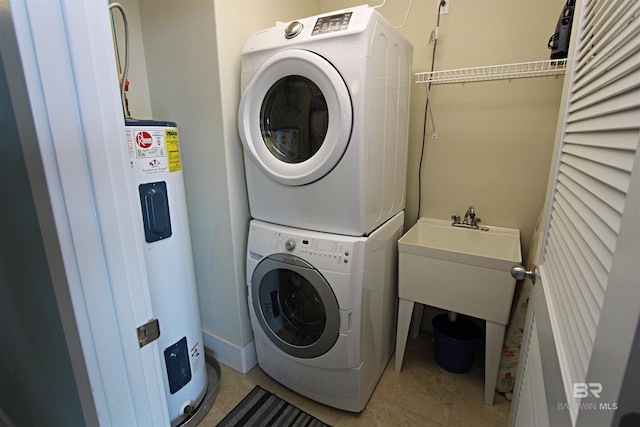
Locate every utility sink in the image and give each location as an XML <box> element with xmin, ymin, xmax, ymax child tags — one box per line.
<box><xmin>397</xmin><ymin>217</ymin><xmax>521</xmax><ymax>324</ymax></box>
<box><xmin>395</xmin><ymin>217</ymin><xmax>522</xmax><ymax>405</ymax></box>
<box><xmin>399</xmin><ymin>218</ymin><xmax>521</xmax><ymax>271</ymax></box>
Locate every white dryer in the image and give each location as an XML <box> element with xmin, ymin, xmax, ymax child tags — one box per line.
<box><xmin>246</xmin><ymin>212</ymin><xmax>404</xmax><ymax>412</ymax></box>
<box><xmin>238</xmin><ymin>6</ymin><xmax>413</xmax><ymax>236</ymax></box>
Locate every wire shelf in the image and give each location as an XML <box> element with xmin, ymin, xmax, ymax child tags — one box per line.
<box><xmin>416</xmin><ymin>59</ymin><xmax>568</xmax><ymax>85</ymax></box>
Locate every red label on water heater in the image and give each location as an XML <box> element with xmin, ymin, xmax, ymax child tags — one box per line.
<box><xmin>126</xmin><ymin>127</ymin><xmax>178</xmax><ymax>175</ymax></box>
<box><xmin>136</xmin><ymin>131</ymin><xmax>153</xmax><ymax>149</ymax></box>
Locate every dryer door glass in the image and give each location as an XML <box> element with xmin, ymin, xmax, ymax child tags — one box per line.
<box><xmin>238</xmin><ymin>49</ymin><xmax>352</xmax><ymax>186</ymax></box>
<box><xmin>260</xmin><ymin>76</ymin><xmax>328</xmax><ymax>164</ymax></box>
<box><xmin>252</xmin><ymin>256</ymin><xmax>340</xmax><ymax>358</ymax></box>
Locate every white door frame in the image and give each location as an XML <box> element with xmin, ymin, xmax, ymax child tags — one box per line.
<box><xmin>5</xmin><ymin>0</ymin><xmax>168</xmax><ymax>425</ymax></box>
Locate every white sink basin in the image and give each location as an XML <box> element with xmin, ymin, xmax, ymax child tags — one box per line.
<box><xmin>398</xmin><ymin>217</ymin><xmax>521</xmax><ymax>324</ymax></box>
<box><xmin>399</xmin><ymin>217</ymin><xmax>522</xmax><ymax>270</ymax></box>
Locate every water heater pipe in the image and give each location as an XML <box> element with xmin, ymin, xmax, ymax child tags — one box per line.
<box><xmin>108</xmin><ymin>2</ymin><xmax>130</xmax><ymax>118</ymax></box>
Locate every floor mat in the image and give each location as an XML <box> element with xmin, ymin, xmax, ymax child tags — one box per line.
<box><xmin>216</xmin><ymin>385</ymin><xmax>331</xmax><ymax>427</ymax></box>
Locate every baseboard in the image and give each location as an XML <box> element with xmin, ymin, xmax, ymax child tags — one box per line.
<box><xmin>201</xmin><ymin>328</ymin><xmax>257</xmax><ymax>374</ymax></box>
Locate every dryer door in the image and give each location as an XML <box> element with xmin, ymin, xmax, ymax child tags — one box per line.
<box><xmin>238</xmin><ymin>49</ymin><xmax>352</xmax><ymax>186</ymax></box>
<box><xmin>251</xmin><ymin>254</ymin><xmax>340</xmax><ymax>358</ymax></box>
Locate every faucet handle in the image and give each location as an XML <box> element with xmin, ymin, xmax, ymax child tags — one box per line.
<box><xmin>451</xmin><ymin>215</ymin><xmax>460</xmax><ymax>224</ymax></box>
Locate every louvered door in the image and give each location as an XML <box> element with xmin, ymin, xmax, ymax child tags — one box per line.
<box><xmin>511</xmin><ymin>0</ymin><xmax>640</xmax><ymax>425</ymax></box>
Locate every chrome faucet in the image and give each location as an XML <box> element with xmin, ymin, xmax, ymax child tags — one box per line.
<box><xmin>451</xmin><ymin>206</ymin><xmax>481</xmax><ymax>229</ymax></box>
<box><xmin>464</xmin><ymin>206</ymin><xmax>475</xmax><ymax>224</ymax></box>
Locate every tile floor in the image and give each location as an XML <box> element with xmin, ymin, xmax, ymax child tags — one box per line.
<box><xmin>198</xmin><ymin>332</ymin><xmax>511</xmax><ymax>427</ymax></box>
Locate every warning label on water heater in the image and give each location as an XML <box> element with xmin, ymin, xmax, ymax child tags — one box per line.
<box><xmin>164</xmin><ymin>129</ymin><xmax>182</xmax><ymax>173</ymax></box>
<box><xmin>190</xmin><ymin>341</ymin><xmax>203</xmax><ymax>375</ymax></box>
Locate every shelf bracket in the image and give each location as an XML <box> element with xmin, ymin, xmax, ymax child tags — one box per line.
<box><xmin>425</xmin><ymin>82</ymin><xmax>437</xmax><ymax>139</ymax></box>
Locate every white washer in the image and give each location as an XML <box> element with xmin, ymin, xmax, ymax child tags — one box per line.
<box><xmin>238</xmin><ymin>6</ymin><xmax>413</xmax><ymax>236</ymax></box>
<box><xmin>246</xmin><ymin>212</ymin><xmax>404</xmax><ymax>412</ymax></box>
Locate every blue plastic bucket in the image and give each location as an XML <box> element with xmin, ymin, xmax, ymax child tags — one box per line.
<box><xmin>432</xmin><ymin>314</ymin><xmax>483</xmax><ymax>373</ymax></box>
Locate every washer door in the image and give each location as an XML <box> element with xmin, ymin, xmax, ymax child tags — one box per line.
<box><xmin>238</xmin><ymin>49</ymin><xmax>352</xmax><ymax>186</ymax></box>
<box><xmin>251</xmin><ymin>254</ymin><xmax>340</xmax><ymax>358</ymax></box>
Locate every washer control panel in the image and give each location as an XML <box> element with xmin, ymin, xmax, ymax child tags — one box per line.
<box><xmin>271</xmin><ymin>232</ymin><xmax>352</xmax><ymax>265</ymax></box>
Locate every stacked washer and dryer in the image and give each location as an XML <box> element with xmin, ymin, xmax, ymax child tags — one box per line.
<box><xmin>238</xmin><ymin>6</ymin><xmax>413</xmax><ymax>412</ymax></box>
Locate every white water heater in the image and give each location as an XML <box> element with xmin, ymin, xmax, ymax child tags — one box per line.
<box><xmin>125</xmin><ymin>119</ymin><xmax>207</xmax><ymax>426</ymax></box>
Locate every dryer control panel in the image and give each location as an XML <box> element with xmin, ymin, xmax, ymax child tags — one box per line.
<box><xmin>242</xmin><ymin>6</ymin><xmax>373</xmax><ymax>51</ymax></box>
<box><xmin>311</xmin><ymin>12</ymin><xmax>353</xmax><ymax>36</ymax></box>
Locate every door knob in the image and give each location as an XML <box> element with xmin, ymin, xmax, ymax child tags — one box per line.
<box><xmin>511</xmin><ymin>265</ymin><xmax>539</xmax><ymax>285</ymax></box>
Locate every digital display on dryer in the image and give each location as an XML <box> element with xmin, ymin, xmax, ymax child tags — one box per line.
<box><xmin>311</xmin><ymin>12</ymin><xmax>352</xmax><ymax>35</ymax></box>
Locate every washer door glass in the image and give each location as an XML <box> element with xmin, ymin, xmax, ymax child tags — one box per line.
<box><xmin>238</xmin><ymin>49</ymin><xmax>352</xmax><ymax>186</ymax></box>
<box><xmin>251</xmin><ymin>255</ymin><xmax>340</xmax><ymax>358</ymax></box>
